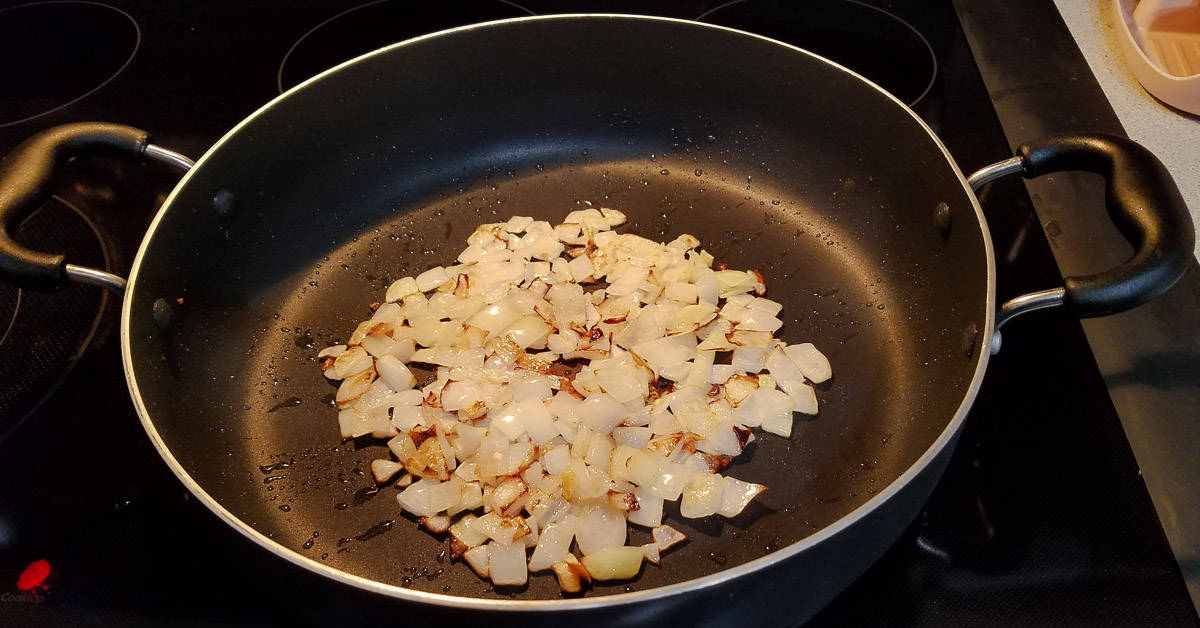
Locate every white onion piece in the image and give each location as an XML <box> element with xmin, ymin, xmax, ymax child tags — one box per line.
<box><xmin>338</xmin><ymin>409</ymin><xmax>368</xmax><ymax>440</ymax></box>
<box><xmin>600</xmin><ymin>207</ymin><xmax>627</xmax><ymax>227</ymax></box>
<box><xmin>415</xmin><ymin>266</ymin><xmax>450</xmax><ymax>292</ymax></box>
<box><xmin>542</xmin><ymin>444</ymin><xmax>571</xmax><ymax>476</ymax></box>
<box><xmin>595</xmin><ymin>365</ymin><xmax>645</xmax><ymax>404</ymax></box>
<box><xmin>575</xmin><ymin>504</ymin><xmax>627</xmax><ymax>555</ymax></box>
<box><xmin>527</xmin><ymin>516</ymin><xmax>578</xmax><ymax>572</ymax></box>
<box><xmin>708</xmin><ymin>364</ymin><xmax>736</xmax><ymax>385</ymax></box>
<box><xmin>504</xmin><ymin>315</ymin><xmax>553</xmax><ymax>349</ymax></box>
<box><xmin>336</xmin><ymin>368</ymin><xmax>376</xmax><ymax>408</ymax></box>
<box><xmin>666</xmin><ymin>304</ymin><xmax>718</xmax><ymax>334</ymax></box>
<box><xmin>371</xmin><ymin>302</ymin><xmax>402</xmax><ymax>326</ymax></box>
<box><xmin>490</xmin><ymin>402</ymin><xmax>528</xmax><ymax>440</ymax></box>
<box><xmin>511</xmin><ymin>379</ymin><xmax>552</xmax><ymax>401</ymax></box>
<box><xmin>396</xmin><ymin>478</ymin><xmax>441</xmax><ymax>516</ymax></box>
<box><xmin>488</xmin><ymin>541</ymin><xmax>528</xmax><ymax>586</ymax></box>
<box><xmin>730</xmin><ymin>345</ymin><xmax>767</xmax><ymax>373</ymax></box>
<box><xmin>612</xmin><ymin>426</ymin><xmax>652</xmax><ymax>450</ymax></box>
<box><xmin>718</xmin><ymin>476</ymin><xmax>767</xmax><ymax>517</ymax></box>
<box><xmin>737</xmin><ymin>314</ymin><xmax>783</xmax><ymax>333</ymax></box>
<box><xmin>440</xmin><ymin>381</ymin><xmax>481</xmax><ymax>412</ymax></box>
<box><xmin>788</xmin><ymin>380</ymin><xmax>819</xmax><ymax>415</ymax></box>
<box><xmin>695</xmin><ymin>271</ymin><xmax>719</xmax><ymax>305</ymax></box>
<box><xmin>329</xmin><ymin>345</ymin><xmax>373</xmax><ymax>379</ymax></box>
<box><xmin>663</xmin><ymin>282</ymin><xmax>699</xmax><ymax>304</ymax></box>
<box><xmin>376</xmin><ymin>356</ymin><xmax>416</xmax><ymax>391</ymax></box>
<box><xmin>627</xmin><ymin>487</ymin><xmax>663</xmax><ymax>527</ymax></box>
<box><xmin>734</xmin><ymin>386</ymin><xmax>793</xmax><ymax>434</ymax></box>
<box><xmin>385</xmin><ymin>277</ymin><xmax>419</xmax><ymax>303</ymax></box>
<box><xmin>371</xmin><ymin>459</ymin><xmax>403</xmax><ymax>483</ymax></box>
<box><xmin>765</xmin><ymin>346</ymin><xmax>805</xmax><ymax>391</ymax></box>
<box><xmin>450</xmin><ymin>513</ymin><xmax>489</xmax><ymax>547</ymax></box>
<box><xmin>686</xmin><ymin>350</ymin><xmax>716</xmax><ymax>388</ymax></box>
<box><xmin>504</xmin><ymin>215</ymin><xmax>533</xmax><ymax>233</ymax></box>
<box><xmin>577</xmin><ymin>392</ymin><xmax>628</xmax><ymax>433</ymax></box>
<box><xmin>714</xmin><ymin>270</ymin><xmax>757</xmax><ymax>297</ymax></box>
<box><xmin>631</xmin><ymin>333</ymin><xmax>697</xmax><ymax>371</ymax></box>
<box><xmin>641</xmin><ymin>543</ymin><xmax>661</xmax><ymax>565</ymax></box>
<box><xmin>567</xmin><ymin>255</ymin><xmax>594</xmax><ymax>282</ymax></box>
<box><xmin>784</xmin><ymin>342</ymin><xmax>832</xmax><ymax>383</ymax></box>
<box><xmin>613</xmin><ymin>307</ymin><xmax>664</xmax><ymax>349</ymax></box>
<box><xmin>360</xmin><ymin>333</ymin><xmax>397</xmax><ymax>359</ymax></box>
<box><xmin>463</xmin><ymin>545</ymin><xmax>490</xmax><ymax>578</ymax></box>
<box><xmin>472</xmin><ymin>512</ymin><xmax>524</xmax><ymax>545</ymax></box>
<box><xmin>652</xmin><ymin>525</ymin><xmax>688</xmax><ymax>552</ymax></box>
<box><xmin>696</xmin><ymin>424</ymin><xmax>744</xmax><ymax>457</ymax></box>
<box><xmin>427</xmin><ymin>478</ymin><xmax>463</xmax><ymax>513</ymax></box>
<box><xmin>516</xmin><ymin>398</ymin><xmax>557</xmax><ymax>444</ymax></box>
<box><xmin>390</xmin><ymin>405</ymin><xmax>424</xmax><ymax>432</ymax></box>
<box><xmin>467</xmin><ymin>302</ymin><xmax>522</xmax><ymax>337</ymax></box>
<box><xmin>580</xmin><ymin>545</ymin><xmax>643</xmax><ymax>580</ymax></box>
<box><xmin>317</xmin><ymin>344</ymin><xmax>347</xmax><ymax>359</ymax></box>
<box><xmin>680</xmin><ymin>473</ymin><xmax>723</xmax><ymax>518</ymax></box>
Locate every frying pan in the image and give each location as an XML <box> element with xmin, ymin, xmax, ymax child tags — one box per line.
<box><xmin>0</xmin><ymin>15</ymin><xmax>1191</xmax><ymax>627</ymax></box>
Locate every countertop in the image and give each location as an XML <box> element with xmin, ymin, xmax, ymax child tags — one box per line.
<box><xmin>957</xmin><ymin>0</ymin><xmax>1200</xmax><ymax>616</ymax></box>
<box><xmin>1054</xmin><ymin>0</ymin><xmax>1200</xmax><ymax>260</ymax></box>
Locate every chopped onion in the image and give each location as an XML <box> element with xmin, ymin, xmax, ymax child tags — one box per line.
<box><xmin>627</xmin><ymin>487</ymin><xmax>663</xmax><ymax>527</ymax></box>
<box><xmin>641</xmin><ymin>542</ymin><xmax>661</xmax><ymax>565</ymax></box>
<box><xmin>319</xmin><ymin>210</ymin><xmax>832</xmax><ymax>589</ymax></box>
<box><xmin>317</xmin><ymin>344</ymin><xmax>347</xmax><ymax>359</ymax></box>
<box><xmin>415</xmin><ymin>266</ymin><xmax>451</xmax><ymax>292</ymax></box>
<box><xmin>718</xmin><ymin>476</ymin><xmax>767</xmax><ymax>517</ymax></box>
<box><xmin>680</xmin><ymin>473</ymin><xmax>723</xmax><ymax>518</ymax></box>
<box><xmin>784</xmin><ymin>342</ymin><xmax>832</xmax><ymax>383</ymax></box>
<box><xmin>386</xmin><ymin>277</ymin><xmax>420</xmax><ymax>303</ymax></box>
<box><xmin>631</xmin><ymin>333</ymin><xmax>697</xmax><ymax>372</ymax></box>
<box><xmin>575</xmin><ymin>504</ymin><xmax>626</xmax><ymax>555</ymax></box>
<box><xmin>488</xmin><ymin>541</ymin><xmax>528</xmax><ymax>586</ymax></box>
<box><xmin>371</xmin><ymin>459</ymin><xmax>403</xmax><ymax>483</ymax></box>
<box><xmin>652</xmin><ymin>525</ymin><xmax>689</xmax><ymax>552</ymax></box>
<box><xmin>577</xmin><ymin>392</ymin><xmax>628</xmax><ymax>433</ymax></box>
<box><xmin>528</xmin><ymin>515</ymin><xmax>578</xmax><ymax>572</ymax></box>
<box><xmin>579</xmin><ymin>545</ymin><xmax>643</xmax><ymax>580</ymax></box>
<box><xmin>375</xmin><ymin>355</ymin><xmax>416</xmax><ymax>391</ymax></box>
<box><xmin>551</xmin><ymin>553</ymin><xmax>591</xmax><ymax>593</ymax></box>
<box><xmin>329</xmin><ymin>345</ymin><xmax>373</xmax><ymax>379</ymax></box>
<box><xmin>463</xmin><ymin>545</ymin><xmax>490</xmax><ymax>578</ymax></box>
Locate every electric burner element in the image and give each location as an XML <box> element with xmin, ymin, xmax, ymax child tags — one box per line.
<box><xmin>276</xmin><ymin>0</ymin><xmax>534</xmax><ymax>93</ymax></box>
<box><xmin>0</xmin><ymin>1</ymin><xmax>139</xmax><ymax>127</ymax></box>
<box><xmin>697</xmin><ymin>0</ymin><xmax>937</xmax><ymax>106</ymax></box>
<box><xmin>0</xmin><ymin>198</ymin><xmax>109</xmax><ymax>433</ymax></box>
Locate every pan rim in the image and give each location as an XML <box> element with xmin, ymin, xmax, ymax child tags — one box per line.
<box><xmin>120</xmin><ymin>13</ymin><xmax>996</xmax><ymax>611</ymax></box>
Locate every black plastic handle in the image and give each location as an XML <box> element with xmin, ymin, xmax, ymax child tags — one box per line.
<box><xmin>0</xmin><ymin>122</ymin><xmax>149</xmax><ymax>290</ymax></box>
<box><xmin>1018</xmin><ymin>133</ymin><xmax>1194</xmax><ymax>317</ymax></box>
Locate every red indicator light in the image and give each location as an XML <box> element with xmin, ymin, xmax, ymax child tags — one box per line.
<box><xmin>16</xmin><ymin>559</ymin><xmax>51</xmax><ymax>592</ymax></box>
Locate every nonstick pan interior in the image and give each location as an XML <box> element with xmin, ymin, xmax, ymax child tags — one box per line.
<box><xmin>123</xmin><ymin>17</ymin><xmax>989</xmax><ymax>599</ymax></box>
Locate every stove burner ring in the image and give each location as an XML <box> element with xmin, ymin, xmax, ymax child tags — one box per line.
<box><xmin>275</xmin><ymin>0</ymin><xmax>535</xmax><ymax>94</ymax></box>
<box><xmin>0</xmin><ymin>290</ymin><xmax>19</xmax><ymax>348</ymax></box>
<box><xmin>697</xmin><ymin>0</ymin><xmax>938</xmax><ymax>107</ymax></box>
<box><xmin>0</xmin><ymin>196</ymin><xmax>110</xmax><ymax>429</ymax></box>
<box><xmin>0</xmin><ymin>1</ymin><xmax>141</xmax><ymax>128</ymax></box>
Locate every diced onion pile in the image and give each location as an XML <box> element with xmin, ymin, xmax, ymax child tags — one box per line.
<box><xmin>319</xmin><ymin>208</ymin><xmax>831</xmax><ymax>592</ymax></box>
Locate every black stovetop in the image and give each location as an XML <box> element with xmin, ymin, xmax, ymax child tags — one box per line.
<box><xmin>0</xmin><ymin>1</ymin><xmax>1194</xmax><ymax>625</ymax></box>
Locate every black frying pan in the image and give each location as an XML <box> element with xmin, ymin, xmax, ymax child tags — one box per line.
<box><xmin>0</xmin><ymin>15</ymin><xmax>1191</xmax><ymax>627</ymax></box>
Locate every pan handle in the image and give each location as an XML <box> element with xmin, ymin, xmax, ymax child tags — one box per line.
<box><xmin>0</xmin><ymin>122</ymin><xmax>193</xmax><ymax>292</ymax></box>
<box><xmin>968</xmin><ymin>133</ymin><xmax>1194</xmax><ymax>353</ymax></box>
